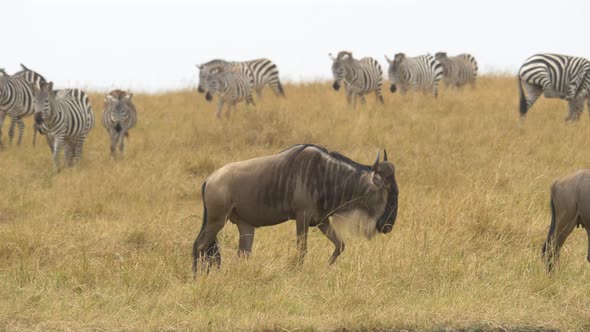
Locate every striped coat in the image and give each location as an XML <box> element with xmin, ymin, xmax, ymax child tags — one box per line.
<box><xmin>386</xmin><ymin>53</ymin><xmax>443</xmax><ymax>97</ymax></box>
<box><xmin>435</xmin><ymin>52</ymin><xmax>478</xmax><ymax>88</ymax></box>
<box><xmin>329</xmin><ymin>51</ymin><xmax>384</xmax><ymax>107</ymax></box>
<box><xmin>102</xmin><ymin>90</ymin><xmax>137</xmax><ymax>157</ymax></box>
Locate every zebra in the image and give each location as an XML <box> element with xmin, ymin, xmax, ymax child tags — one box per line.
<box><xmin>197</xmin><ymin>58</ymin><xmax>284</xmax><ymax>99</ymax></box>
<box><xmin>329</xmin><ymin>51</ymin><xmax>384</xmax><ymax>107</ymax></box>
<box><xmin>0</xmin><ymin>65</ymin><xmax>47</xmax><ymax>147</ymax></box>
<box><xmin>13</xmin><ymin>64</ymin><xmax>48</xmax><ymax>146</ymax></box>
<box><xmin>202</xmin><ymin>65</ymin><xmax>255</xmax><ymax>118</ymax></box>
<box><xmin>518</xmin><ymin>53</ymin><xmax>590</xmax><ymax>121</ymax></box>
<box><xmin>33</xmin><ymin>81</ymin><xmax>95</xmax><ymax>171</ymax></box>
<box><xmin>434</xmin><ymin>52</ymin><xmax>478</xmax><ymax>88</ymax></box>
<box><xmin>103</xmin><ymin>90</ymin><xmax>137</xmax><ymax>158</ymax></box>
<box><xmin>385</xmin><ymin>53</ymin><xmax>443</xmax><ymax>97</ymax></box>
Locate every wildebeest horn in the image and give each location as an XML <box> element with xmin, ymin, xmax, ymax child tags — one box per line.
<box><xmin>383</xmin><ymin>149</ymin><xmax>388</xmax><ymax>161</ymax></box>
<box><xmin>372</xmin><ymin>150</ymin><xmax>380</xmax><ymax>170</ymax></box>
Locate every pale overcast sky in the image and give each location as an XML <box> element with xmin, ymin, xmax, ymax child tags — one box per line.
<box><xmin>3</xmin><ymin>0</ymin><xmax>588</xmax><ymax>92</ymax></box>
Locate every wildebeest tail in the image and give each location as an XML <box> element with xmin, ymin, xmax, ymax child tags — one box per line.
<box><xmin>542</xmin><ymin>194</ymin><xmax>557</xmax><ymax>258</ymax></box>
<box><xmin>518</xmin><ymin>76</ymin><xmax>527</xmax><ymax>117</ymax></box>
<box><xmin>192</xmin><ymin>181</ymin><xmax>208</xmax><ymax>264</ymax></box>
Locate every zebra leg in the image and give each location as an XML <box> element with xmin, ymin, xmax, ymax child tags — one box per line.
<box><xmin>64</xmin><ymin>140</ymin><xmax>74</xmax><ymax>168</ymax></box>
<box><xmin>118</xmin><ymin>130</ymin><xmax>126</xmax><ymax>155</ymax></box>
<box><xmin>256</xmin><ymin>88</ymin><xmax>263</xmax><ymax>100</ymax></box>
<box><xmin>52</xmin><ymin>137</ymin><xmax>64</xmax><ymax>172</ymax></box>
<box><xmin>8</xmin><ymin>117</ymin><xmax>16</xmax><ymax>144</ymax></box>
<box><xmin>0</xmin><ymin>111</ymin><xmax>5</xmax><ymax>148</ymax></box>
<box><xmin>109</xmin><ymin>129</ymin><xmax>118</xmax><ymax>158</ymax></box>
<box><xmin>566</xmin><ymin>97</ymin><xmax>584</xmax><ymax>122</ymax></box>
<box><xmin>360</xmin><ymin>95</ymin><xmax>367</xmax><ymax>105</ymax></box>
<box><xmin>216</xmin><ymin>99</ymin><xmax>225</xmax><ymax>118</ymax></box>
<box><xmin>73</xmin><ymin>136</ymin><xmax>86</xmax><ymax>166</ymax></box>
<box><xmin>522</xmin><ymin>82</ymin><xmax>543</xmax><ymax>112</ymax></box>
<box><xmin>45</xmin><ymin>134</ymin><xmax>55</xmax><ymax>154</ymax></box>
<box><xmin>375</xmin><ymin>90</ymin><xmax>384</xmax><ymax>104</ymax></box>
<box><xmin>16</xmin><ymin>118</ymin><xmax>24</xmax><ymax>146</ymax></box>
<box><xmin>345</xmin><ymin>88</ymin><xmax>352</xmax><ymax>105</ymax></box>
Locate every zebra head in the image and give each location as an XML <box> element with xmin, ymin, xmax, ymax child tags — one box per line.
<box><xmin>33</xmin><ymin>81</ymin><xmax>57</xmax><ymax>125</ymax></box>
<box><xmin>330</xmin><ymin>51</ymin><xmax>353</xmax><ymax>91</ymax></box>
<box><xmin>196</xmin><ymin>64</ymin><xmax>208</xmax><ymax>93</ymax></box>
<box><xmin>435</xmin><ymin>52</ymin><xmax>448</xmax><ymax>61</ymax></box>
<box><xmin>385</xmin><ymin>53</ymin><xmax>406</xmax><ymax>93</ymax></box>
<box><xmin>105</xmin><ymin>90</ymin><xmax>133</xmax><ymax>124</ymax></box>
<box><xmin>203</xmin><ymin>65</ymin><xmax>225</xmax><ymax>101</ymax></box>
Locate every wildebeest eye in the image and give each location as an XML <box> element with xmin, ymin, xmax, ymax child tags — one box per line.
<box><xmin>372</xmin><ymin>173</ymin><xmax>383</xmax><ymax>187</ymax></box>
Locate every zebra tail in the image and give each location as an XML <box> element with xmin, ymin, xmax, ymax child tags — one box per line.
<box><xmin>277</xmin><ymin>81</ymin><xmax>285</xmax><ymax>97</ymax></box>
<box><xmin>518</xmin><ymin>76</ymin><xmax>527</xmax><ymax>117</ymax></box>
<box><xmin>192</xmin><ymin>181</ymin><xmax>208</xmax><ymax>271</ymax></box>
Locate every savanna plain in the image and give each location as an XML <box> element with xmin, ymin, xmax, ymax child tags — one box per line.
<box><xmin>1</xmin><ymin>76</ymin><xmax>590</xmax><ymax>331</ymax></box>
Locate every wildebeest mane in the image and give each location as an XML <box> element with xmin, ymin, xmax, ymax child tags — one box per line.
<box><xmin>279</xmin><ymin>144</ymin><xmax>370</xmax><ymax>172</ymax></box>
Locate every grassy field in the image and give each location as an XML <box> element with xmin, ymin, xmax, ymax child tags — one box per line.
<box><xmin>1</xmin><ymin>76</ymin><xmax>590</xmax><ymax>331</ymax></box>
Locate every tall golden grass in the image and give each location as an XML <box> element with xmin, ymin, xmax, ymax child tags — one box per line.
<box><xmin>1</xmin><ymin>76</ymin><xmax>590</xmax><ymax>331</ymax></box>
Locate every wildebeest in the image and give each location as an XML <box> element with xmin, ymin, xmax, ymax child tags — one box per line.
<box><xmin>543</xmin><ymin>170</ymin><xmax>590</xmax><ymax>271</ymax></box>
<box><xmin>192</xmin><ymin>144</ymin><xmax>399</xmax><ymax>272</ymax></box>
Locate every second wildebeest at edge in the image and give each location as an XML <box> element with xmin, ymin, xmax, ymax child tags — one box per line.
<box><xmin>192</xmin><ymin>144</ymin><xmax>399</xmax><ymax>273</ymax></box>
<box><xmin>543</xmin><ymin>169</ymin><xmax>590</xmax><ymax>272</ymax></box>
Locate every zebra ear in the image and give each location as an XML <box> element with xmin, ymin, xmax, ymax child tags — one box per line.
<box><xmin>196</xmin><ymin>64</ymin><xmax>202</xmax><ymax>70</ymax></box>
<box><xmin>329</xmin><ymin>53</ymin><xmax>336</xmax><ymax>61</ymax></box>
<box><xmin>126</xmin><ymin>93</ymin><xmax>134</xmax><ymax>100</ymax></box>
<box><xmin>385</xmin><ymin>55</ymin><xmax>393</xmax><ymax>64</ymax></box>
<box><xmin>0</xmin><ymin>68</ymin><xmax>7</xmax><ymax>76</ymax></box>
<box><xmin>106</xmin><ymin>94</ymin><xmax>117</xmax><ymax>102</ymax></box>
<box><xmin>47</xmin><ymin>81</ymin><xmax>54</xmax><ymax>91</ymax></box>
<box><xmin>20</xmin><ymin>64</ymin><xmax>29</xmax><ymax>71</ymax></box>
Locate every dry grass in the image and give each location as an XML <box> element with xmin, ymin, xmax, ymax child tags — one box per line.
<box><xmin>1</xmin><ymin>77</ymin><xmax>590</xmax><ymax>331</ymax></box>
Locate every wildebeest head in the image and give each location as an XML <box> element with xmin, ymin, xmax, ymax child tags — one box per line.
<box><xmin>385</xmin><ymin>53</ymin><xmax>406</xmax><ymax>93</ymax></box>
<box><xmin>330</xmin><ymin>51</ymin><xmax>352</xmax><ymax>91</ymax></box>
<box><xmin>370</xmin><ymin>149</ymin><xmax>399</xmax><ymax>233</ymax></box>
<box><xmin>33</xmin><ymin>81</ymin><xmax>57</xmax><ymax>125</ymax></box>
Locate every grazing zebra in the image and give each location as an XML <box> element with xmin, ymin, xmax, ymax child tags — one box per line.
<box><xmin>33</xmin><ymin>82</ymin><xmax>94</xmax><ymax>171</ymax></box>
<box><xmin>197</xmin><ymin>58</ymin><xmax>284</xmax><ymax>99</ymax></box>
<box><xmin>434</xmin><ymin>52</ymin><xmax>478</xmax><ymax>88</ymax></box>
<box><xmin>0</xmin><ymin>65</ymin><xmax>47</xmax><ymax>147</ymax></box>
<box><xmin>385</xmin><ymin>53</ymin><xmax>443</xmax><ymax>97</ymax></box>
<box><xmin>518</xmin><ymin>53</ymin><xmax>590</xmax><ymax>121</ymax></box>
<box><xmin>202</xmin><ymin>65</ymin><xmax>255</xmax><ymax>118</ymax></box>
<box><xmin>13</xmin><ymin>64</ymin><xmax>48</xmax><ymax>146</ymax></box>
<box><xmin>329</xmin><ymin>51</ymin><xmax>384</xmax><ymax>107</ymax></box>
<box><xmin>103</xmin><ymin>90</ymin><xmax>137</xmax><ymax>158</ymax></box>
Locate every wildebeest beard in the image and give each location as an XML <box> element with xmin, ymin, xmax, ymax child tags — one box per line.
<box><xmin>258</xmin><ymin>144</ymin><xmax>393</xmax><ymax>229</ymax></box>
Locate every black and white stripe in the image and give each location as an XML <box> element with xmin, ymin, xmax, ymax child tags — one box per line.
<box><xmin>33</xmin><ymin>82</ymin><xmax>94</xmax><ymax>171</ymax></box>
<box><xmin>329</xmin><ymin>51</ymin><xmax>384</xmax><ymax>107</ymax></box>
<box><xmin>202</xmin><ymin>65</ymin><xmax>255</xmax><ymax>118</ymax></box>
<box><xmin>518</xmin><ymin>53</ymin><xmax>590</xmax><ymax>121</ymax></box>
<box><xmin>0</xmin><ymin>65</ymin><xmax>47</xmax><ymax>147</ymax></box>
<box><xmin>13</xmin><ymin>64</ymin><xmax>48</xmax><ymax>146</ymax></box>
<box><xmin>197</xmin><ymin>58</ymin><xmax>284</xmax><ymax>98</ymax></box>
<box><xmin>385</xmin><ymin>53</ymin><xmax>443</xmax><ymax>97</ymax></box>
<box><xmin>102</xmin><ymin>90</ymin><xmax>137</xmax><ymax>158</ymax></box>
<box><xmin>435</xmin><ymin>52</ymin><xmax>478</xmax><ymax>88</ymax></box>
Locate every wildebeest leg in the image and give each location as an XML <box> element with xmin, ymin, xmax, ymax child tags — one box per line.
<box><xmin>193</xmin><ymin>216</ymin><xmax>225</xmax><ymax>273</ymax></box>
<box><xmin>317</xmin><ymin>222</ymin><xmax>344</xmax><ymax>265</ymax></box>
<box><xmin>295</xmin><ymin>212</ymin><xmax>310</xmax><ymax>263</ymax></box>
<box><xmin>236</xmin><ymin>222</ymin><xmax>255</xmax><ymax>257</ymax></box>
<box><xmin>566</xmin><ymin>97</ymin><xmax>584</xmax><ymax>122</ymax></box>
<box><xmin>546</xmin><ymin>211</ymin><xmax>577</xmax><ymax>271</ymax></box>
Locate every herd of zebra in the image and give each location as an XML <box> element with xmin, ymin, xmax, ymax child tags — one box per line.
<box><xmin>0</xmin><ymin>52</ymin><xmax>589</xmax><ymax>170</ymax></box>
<box><xmin>0</xmin><ymin>65</ymin><xmax>137</xmax><ymax>170</ymax></box>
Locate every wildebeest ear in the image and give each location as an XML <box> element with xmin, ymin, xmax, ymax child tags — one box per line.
<box><xmin>372</xmin><ymin>150</ymin><xmax>380</xmax><ymax>171</ymax></box>
<box><xmin>383</xmin><ymin>149</ymin><xmax>388</xmax><ymax>161</ymax></box>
